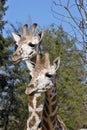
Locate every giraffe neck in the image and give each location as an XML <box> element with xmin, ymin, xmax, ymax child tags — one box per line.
<box><xmin>24</xmin><ymin>60</ymin><xmax>43</xmax><ymax>130</ymax></box>
<box><xmin>26</xmin><ymin>93</ymin><xmax>43</xmax><ymax>130</ymax></box>
<box><xmin>42</xmin><ymin>81</ymin><xmax>66</xmax><ymax>130</ymax></box>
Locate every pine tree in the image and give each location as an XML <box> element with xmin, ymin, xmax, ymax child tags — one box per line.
<box><xmin>0</xmin><ymin>1</ymin><xmax>22</xmax><ymax>130</ymax></box>
<box><xmin>0</xmin><ymin>0</ymin><xmax>7</xmax><ymax>33</ymax></box>
<box><xmin>42</xmin><ymin>25</ymin><xmax>87</xmax><ymax>129</ymax></box>
<box><xmin>1</xmin><ymin>10</ymin><xmax>86</xmax><ymax>129</ymax></box>
<box><xmin>0</xmin><ymin>0</ymin><xmax>7</xmax><ymax>127</ymax></box>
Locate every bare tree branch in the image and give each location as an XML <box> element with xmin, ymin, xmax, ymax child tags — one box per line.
<box><xmin>51</xmin><ymin>0</ymin><xmax>87</xmax><ymax>66</ymax></box>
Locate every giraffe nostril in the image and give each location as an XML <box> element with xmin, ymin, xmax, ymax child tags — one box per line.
<box><xmin>19</xmin><ymin>49</ymin><xmax>23</xmax><ymax>54</ymax></box>
<box><xmin>26</xmin><ymin>84</ymin><xmax>37</xmax><ymax>95</ymax></box>
<box><xmin>12</xmin><ymin>53</ymin><xmax>18</xmax><ymax>58</ymax></box>
<box><xmin>27</xmin><ymin>84</ymin><xmax>34</xmax><ymax>88</ymax></box>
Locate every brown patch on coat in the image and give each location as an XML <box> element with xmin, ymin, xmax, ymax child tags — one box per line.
<box><xmin>36</xmin><ymin>111</ymin><xmax>42</xmax><ymax>119</ymax></box>
<box><xmin>29</xmin><ymin>116</ymin><xmax>36</xmax><ymax>128</ymax></box>
<box><xmin>29</xmin><ymin>95</ymin><xmax>34</xmax><ymax>108</ymax></box>
<box><xmin>42</xmin><ymin>118</ymin><xmax>50</xmax><ymax>130</ymax></box>
<box><xmin>36</xmin><ymin>96</ymin><xmax>42</xmax><ymax>108</ymax></box>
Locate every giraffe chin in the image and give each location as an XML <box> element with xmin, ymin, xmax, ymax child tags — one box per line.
<box><xmin>12</xmin><ymin>59</ymin><xmax>21</xmax><ymax>64</ymax></box>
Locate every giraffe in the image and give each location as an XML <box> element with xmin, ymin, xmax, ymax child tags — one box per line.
<box><xmin>12</xmin><ymin>23</ymin><xmax>43</xmax><ymax>130</ymax></box>
<box><xmin>23</xmin><ymin>60</ymin><xmax>43</xmax><ymax>130</ymax></box>
<box><xmin>25</xmin><ymin>53</ymin><xmax>67</xmax><ymax>130</ymax></box>
<box><xmin>12</xmin><ymin>23</ymin><xmax>43</xmax><ymax>64</ymax></box>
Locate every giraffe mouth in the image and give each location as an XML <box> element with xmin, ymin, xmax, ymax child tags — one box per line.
<box><xmin>25</xmin><ymin>88</ymin><xmax>46</xmax><ymax>95</ymax></box>
<box><xmin>12</xmin><ymin>58</ymin><xmax>22</xmax><ymax>64</ymax></box>
<box><xmin>25</xmin><ymin>82</ymin><xmax>53</xmax><ymax>95</ymax></box>
<box><xmin>12</xmin><ymin>55</ymin><xmax>22</xmax><ymax>64</ymax></box>
<box><xmin>25</xmin><ymin>86</ymin><xmax>47</xmax><ymax>95</ymax></box>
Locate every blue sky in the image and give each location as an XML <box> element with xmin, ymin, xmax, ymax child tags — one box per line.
<box><xmin>4</xmin><ymin>0</ymin><xmax>77</xmax><ymax>35</ymax></box>
<box><xmin>4</xmin><ymin>0</ymin><xmax>84</xmax><ymax>41</ymax></box>
<box><xmin>3</xmin><ymin>0</ymin><xmax>85</xmax><ymax>51</ymax></box>
<box><xmin>4</xmin><ymin>0</ymin><xmax>58</xmax><ymax>35</ymax></box>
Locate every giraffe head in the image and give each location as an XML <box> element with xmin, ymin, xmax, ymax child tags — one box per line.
<box><xmin>25</xmin><ymin>53</ymin><xmax>60</xmax><ymax>95</ymax></box>
<box><xmin>12</xmin><ymin>23</ymin><xmax>43</xmax><ymax>64</ymax></box>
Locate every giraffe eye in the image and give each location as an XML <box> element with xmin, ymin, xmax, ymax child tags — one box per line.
<box><xmin>14</xmin><ymin>42</ymin><xmax>18</xmax><ymax>50</ymax></box>
<box><xmin>28</xmin><ymin>42</ymin><xmax>36</xmax><ymax>47</ymax></box>
<box><xmin>45</xmin><ymin>73</ymin><xmax>52</xmax><ymax>78</ymax></box>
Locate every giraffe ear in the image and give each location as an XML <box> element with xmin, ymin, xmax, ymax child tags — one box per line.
<box><xmin>12</xmin><ymin>32</ymin><xmax>21</xmax><ymax>45</ymax></box>
<box><xmin>38</xmin><ymin>31</ymin><xmax>44</xmax><ymax>43</ymax></box>
<box><xmin>53</xmin><ymin>57</ymin><xmax>60</xmax><ymax>71</ymax></box>
<box><xmin>32</xmin><ymin>31</ymin><xmax>44</xmax><ymax>45</ymax></box>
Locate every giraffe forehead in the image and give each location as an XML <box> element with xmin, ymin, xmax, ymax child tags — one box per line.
<box><xmin>31</xmin><ymin>67</ymin><xmax>48</xmax><ymax>82</ymax></box>
<box><xmin>18</xmin><ymin>37</ymin><xmax>31</xmax><ymax>44</ymax></box>
<box><xmin>19</xmin><ymin>36</ymin><xmax>39</xmax><ymax>45</ymax></box>
<box><xmin>33</xmin><ymin>69</ymin><xmax>46</xmax><ymax>79</ymax></box>
<box><xmin>34</xmin><ymin>65</ymin><xmax>48</xmax><ymax>75</ymax></box>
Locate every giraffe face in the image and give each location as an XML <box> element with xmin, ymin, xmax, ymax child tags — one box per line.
<box><xmin>25</xmin><ymin>54</ymin><xmax>60</xmax><ymax>95</ymax></box>
<box><xmin>12</xmin><ymin>23</ymin><xmax>43</xmax><ymax>64</ymax></box>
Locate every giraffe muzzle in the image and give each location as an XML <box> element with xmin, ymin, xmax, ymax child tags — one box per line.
<box><xmin>12</xmin><ymin>54</ymin><xmax>22</xmax><ymax>64</ymax></box>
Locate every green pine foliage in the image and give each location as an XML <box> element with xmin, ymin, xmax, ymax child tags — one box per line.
<box><xmin>42</xmin><ymin>26</ymin><xmax>87</xmax><ymax>129</ymax></box>
<box><xmin>0</xmin><ymin>35</ymin><xmax>30</xmax><ymax>130</ymax></box>
<box><xmin>0</xmin><ymin>0</ymin><xmax>7</xmax><ymax>32</ymax></box>
<box><xmin>0</xmin><ymin>1</ymin><xmax>29</xmax><ymax>130</ymax></box>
